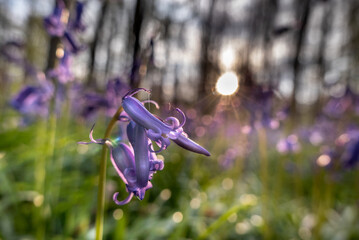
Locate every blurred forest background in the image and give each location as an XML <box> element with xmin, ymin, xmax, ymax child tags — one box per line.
<box><xmin>2</xmin><ymin>0</ymin><xmax>359</xmax><ymax>108</ymax></box>
<box><xmin>1</xmin><ymin>0</ymin><xmax>359</xmax><ymax>239</ymax></box>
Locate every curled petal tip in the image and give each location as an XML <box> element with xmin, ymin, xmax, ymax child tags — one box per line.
<box><xmin>175</xmin><ymin>108</ymin><xmax>186</xmax><ymax>129</ymax></box>
<box><xmin>113</xmin><ymin>192</ymin><xmax>134</xmax><ymax>205</ymax></box>
<box><xmin>142</xmin><ymin>100</ymin><xmax>160</xmax><ymax>109</ymax></box>
<box><xmin>148</xmin><ymin>142</ymin><xmax>166</xmax><ymax>153</ymax></box>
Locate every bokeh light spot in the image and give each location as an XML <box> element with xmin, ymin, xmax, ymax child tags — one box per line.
<box><xmin>241</xmin><ymin>125</ymin><xmax>252</xmax><ymax>134</ymax></box>
<box><xmin>56</xmin><ymin>47</ymin><xmax>64</xmax><ymax>58</ymax></box>
<box><xmin>190</xmin><ymin>198</ymin><xmax>201</xmax><ymax>209</ymax></box>
<box><xmin>33</xmin><ymin>195</ymin><xmax>44</xmax><ymax>207</ymax></box>
<box><xmin>195</xmin><ymin>126</ymin><xmax>206</xmax><ymax>137</ymax></box>
<box><xmin>172</xmin><ymin>212</ymin><xmax>183</xmax><ymax>223</ymax></box>
<box><xmin>239</xmin><ymin>194</ymin><xmax>257</xmax><ymax>206</ymax></box>
<box><xmin>316</xmin><ymin>154</ymin><xmax>331</xmax><ymax>167</ymax></box>
<box><xmin>113</xmin><ymin>209</ymin><xmax>123</xmax><ymax>220</ymax></box>
<box><xmin>250</xmin><ymin>215</ymin><xmax>263</xmax><ymax>226</ymax></box>
<box><xmin>216</xmin><ymin>72</ymin><xmax>239</xmax><ymax>96</ymax></box>
<box><xmin>222</xmin><ymin>178</ymin><xmax>234</xmax><ymax>190</ymax></box>
<box><xmin>160</xmin><ymin>189</ymin><xmax>171</xmax><ymax>201</ymax></box>
<box><xmin>235</xmin><ymin>221</ymin><xmax>251</xmax><ymax>234</ymax></box>
<box><xmin>220</xmin><ymin>47</ymin><xmax>236</xmax><ymax>69</ymax></box>
<box><xmin>227</xmin><ymin>213</ymin><xmax>237</xmax><ymax>223</ymax></box>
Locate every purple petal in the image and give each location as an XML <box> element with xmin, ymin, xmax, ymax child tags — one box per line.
<box><xmin>113</xmin><ymin>192</ymin><xmax>134</xmax><ymax>205</ymax></box>
<box><xmin>172</xmin><ymin>133</ymin><xmax>211</xmax><ymax>156</ymax></box>
<box><xmin>122</xmin><ymin>96</ymin><xmax>171</xmax><ymax>135</ymax></box>
<box><xmin>129</xmin><ymin>122</ymin><xmax>150</xmax><ymax>188</ymax></box>
<box><xmin>111</xmin><ymin>143</ymin><xmax>136</xmax><ymax>181</ymax></box>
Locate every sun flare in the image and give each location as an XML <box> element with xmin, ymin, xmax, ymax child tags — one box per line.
<box><xmin>215</xmin><ymin>72</ymin><xmax>239</xmax><ymax>96</ymax></box>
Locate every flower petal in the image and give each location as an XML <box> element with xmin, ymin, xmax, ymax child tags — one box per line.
<box><xmin>172</xmin><ymin>133</ymin><xmax>211</xmax><ymax>156</ymax></box>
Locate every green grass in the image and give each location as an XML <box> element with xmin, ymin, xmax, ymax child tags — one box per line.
<box><xmin>0</xmin><ymin>108</ymin><xmax>359</xmax><ymax>240</ymax></box>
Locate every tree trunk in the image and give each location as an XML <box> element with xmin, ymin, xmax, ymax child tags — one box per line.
<box><xmin>129</xmin><ymin>0</ymin><xmax>145</xmax><ymax>89</ymax></box>
<box><xmin>290</xmin><ymin>0</ymin><xmax>312</xmax><ymax>122</ymax></box>
<box><xmin>87</xmin><ymin>0</ymin><xmax>109</xmax><ymax>88</ymax></box>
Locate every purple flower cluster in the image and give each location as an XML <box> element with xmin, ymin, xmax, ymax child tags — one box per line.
<box><xmin>79</xmin><ymin>88</ymin><xmax>210</xmax><ymax>205</ymax></box>
<box><xmin>276</xmin><ymin>134</ymin><xmax>301</xmax><ymax>154</ymax></box>
<box><xmin>78</xmin><ymin>78</ymin><xmax>130</xmax><ymax>120</ymax></box>
<box><xmin>45</xmin><ymin>0</ymin><xmax>86</xmax><ymax>84</ymax></box>
<box><xmin>6</xmin><ymin>1</ymin><xmax>86</xmax><ymax>119</ymax></box>
<box><xmin>323</xmin><ymin>87</ymin><xmax>359</xmax><ymax>118</ymax></box>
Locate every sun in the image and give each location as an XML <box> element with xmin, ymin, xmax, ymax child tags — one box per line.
<box><xmin>215</xmin><ymin>72</ymin><xmax>239</xmax><ymax>96</ymax></box>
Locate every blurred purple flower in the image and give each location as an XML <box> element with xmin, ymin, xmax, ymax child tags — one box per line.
<box><xmin>276</xmin><ymin>134</ymin><xmax>301</xmax><ymax>154</ymax></box>
<box><xmin>10</xmin><ymin>81</ymin><xmax>53</xmax><ymax>117</ymax></box>
<box><xmin>69</xmin><ymin>1</ymin><xmax>86</xmax><ymax>32</ymax></box>
<box><xmin>77</xmin><ymin>78</ymin><xmax>130</xmax><ymax>119</ymax></box>
<box><xmin>44</xmin><ymin>0</ymin><xmax>67</xmax><ymax>36</ymax></box>
<box><xmin>80</xmin><ymin>93</ymin><xmax>109</xmax><ymax>119</ymax></box>
<box><xmin>44</xmin><ymin>0</ymin><xmax>86</xmax><ymax>54</ymax></box>
<box><xmin>106</xmin><ymin>78</ymin><xmax>130</xmax><ymax>116</ymax></box>
<box><xmin>242</xmin><ymin>85</ymin><xmax>275</xmax><ymax>128</ymax></box>
<box><xmin>48</xmin><ymin>51</ymin><xmax>74</xmax><ymax>84</ymax></box>
<box><xmin>0</xmin><ymin>41</ymin><xmax>24</xmax><ymax>64</ymax></box>
<box><xmin>343</xmin><ymin>138</ymin><xmax>359</xmax><ymax>168</ymax></box>
<box><xmin>323</xmin><ymin>87</ymin><xmax>359</xmax><ymax>118</ymax></box>
<box><xmin>0</xmin><ymin>41</ymin><xmax>39</xmax><ymax>78</ymax></box>
<box><xmin>63</xmin><ymin>31</ymin><xmax>86</xmax><ymax>54</ymax></box>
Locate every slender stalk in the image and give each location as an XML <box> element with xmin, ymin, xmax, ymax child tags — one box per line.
<box><xmin>257</xmin><ymin>127</ymin><xmax>270</xmax><ymax>240</ymax></box>
<box><xmin>95</xmin><ymin>106</ymin><xmax>123</xmax><ymax>240</ymax></box>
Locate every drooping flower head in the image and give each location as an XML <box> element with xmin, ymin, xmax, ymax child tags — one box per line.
<box><xmin>122</xmin><ymin>88</ymin><xmax>211</xmax><ymax>156</ymax></box>
<box><xmin>79</xmin><ymin>122</ymin><xmax>164</xmax><ymax>205</ymax></box>
<box><xmin>78</xmin><ymin>88</ymin><xmax>210</xmax><ymax>205</ymax></box>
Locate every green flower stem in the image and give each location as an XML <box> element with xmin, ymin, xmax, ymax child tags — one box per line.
<box><xmin>95</xmin><ymin>106</ymin><xmax>123</xmax><ymax>240</ymax></box>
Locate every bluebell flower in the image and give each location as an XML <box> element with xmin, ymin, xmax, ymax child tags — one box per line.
<box><xmin>126</xmin><ymin>121</ymin><xmax>151</xmax><ymax>188</ymax></box>
<box><xmin>80</xmin><ymin>93</ymin><xmax>110</xmax><ymax>119</ymax></box>
<box><xmin>0</xmin><ymin>41</ymin><xmax>24</xmax><ymax>64</ymax></box>
<box><xmin>44</xmin><ymin>0</ymin><xmax>86</xmax><ymax>53</ymax></box>
<box><xmin>48</xmin><ymin>51</ymin><xmax>74</xmax><ymax>84</ymax></box>
<box><xmin>10</xmin><ymin>81</ymin><xmax>53</xmax><ymax>117</ymax></box>
<box><xmin>241</xmin><ymin>85</ymin><xmax>275</xmax><ymax>128</ymax></box>
<box><xmin>276</xmin><ymin>135</ymin><xmax>301</xmax><ymax>154</ymax></box>
<box><xmin>106</xmin><ymin>78</ymin><xmax>130</xmax><ymax>116</ymax></box>
<box><xmin>78</xmin><ymin>88</ymin><xmax>210</xmax><ymax>205</ymax></box>
<box><xmin>0</xmin><ymin>41</ymin><xmax>39</xmax><ymax>79</ymax></box>
<box><xmin>122</xmin><ymin>88</ymin><xmax>211</xmax><ymax>156</ymax></box>
<box><xmin>323</xmin><ymin>87</ymin><xmax>359</xmax><ymax>118</ymax></box>
<box><xmin>69</xmin><ymin>1</ymin><xmax>86</xmax><ymax>32</ymax></box>
<box><xmin>343</xmin><ymin>138</ymin><xmax>359</xmax><ymax>168</ymax></box>
<box><xmin>79</xmin><ymin>123</ymin><xmax>164</xmax><ymax>205</ymax></box>
<box><xmin>77</xmin><ymin>78</ymin><xmax>129</xmax><ymax>119</ymax></box>
<box><xmin>44</xmin><ymin>0</ymin><xmax>67</xmax><ymax>37</ymax></box>
<box><xmin>63</xmin><ymin>31</ymin><xmax>86</xmax><ymax>54</ymax></box>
